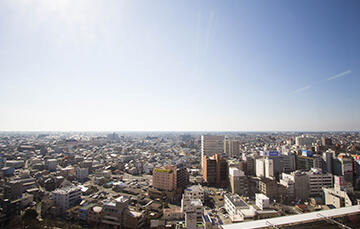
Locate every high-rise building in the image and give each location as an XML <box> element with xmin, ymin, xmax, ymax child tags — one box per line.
<box><xmin>306</xmin><ymin>168</ymin><xmax>333</xmax><ymax>196</ymax></box>
<box><xmin>295</xmin><ymin>135</ymin><xmax>315</xmax><ymax>146</ymax></box>
<box><xmin>152</xmin><ymin>166</ymin><xmax>189</xmax><ymax>191</ymax></box>
<box><xmin>280</xmin><ymin>171</ymin><xmax>309</xmax><ymax>200</ymax></box>
<box><xmin>296</xmin><ymin>155</ymin><xmax>323</xmax><ymax>171</ymax></box>
<box><xmin>321</xmin><ymin>137</ymin><xmax>332</xmax><ymax>146</ymax></box>
<box><xmin>224</xmin><ymin>139</ymin><xmax>240</xmax><ymax>157</ymax></box>
<box><xmin>228</xmin><ymin>167</ymin><xmax>248</xmax><ymax>195</ymax></box>
<box><xmin>322</xmin><ymin>151</ymin><xmax>333</xmax><ymax>174</ymax></box>
<box><xmin>203</xmin><ymin>153</ymin><xmax>228</xmax><ymax>187</ymax></box>
<box><xmin>333</xmin><ymin>154</ymin><xmax>353</xmax><ymax>183</ymax></box>
<box><xmin>201</xmin><ymin>135</ymin><xmax>224</xmax><ymax>170</ymax></box>
<box><xmin>47</xmin><ymin>159</ymin><xmax>57</xmax><ymax>172</ymax></box>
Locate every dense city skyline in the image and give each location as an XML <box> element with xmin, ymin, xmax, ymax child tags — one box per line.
<box><xmin>0</xmin><ymin>0</ymin><xmax>359</xmax><ymax>132</ymax></box>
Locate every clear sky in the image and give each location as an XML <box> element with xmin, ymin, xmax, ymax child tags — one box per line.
<box><xmin>0</xmin><ymin>0</ymin><xmax>359</xmax><ymax>132</ymax></box>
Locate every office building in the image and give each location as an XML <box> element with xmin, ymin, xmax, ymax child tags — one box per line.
<box><xmin>201</xmin><ymin>135</ymin><xmax>224</xmax><ymax>170</ymax></box>
<box><xmin>321</xmin><ymin>137</ymin><xmax>332</xmax><ymax>146</ymax></box>
<box><xmin>333</xmin><ymin>154</ymin><xmax>353</xmax><ymax>183</ymax></box>
<box><xmin>76</xmin><ymin>167</ymin><xmax>89</xmax><ymax>181</ymax></box>
<box><xmin>229</xmin><ymin>167</ymin><xmax>248</xmax><ymax>195</ymax></box>
<box><xmin>280</xmin><ymin>171</ymin><xmax>309</xmax><ymax>200</ymax></box>
<box><xmin>203</xmin><ymin>153</ymin><xmax>228</xmax><ymax>187</ymax></box>
<box><xmin>306</xmin><ymin>168</ymin><xmax>333</xmax><ymax>196</ymax></box>
<box><xmin>224</xmin><ymin>139</ymin><xmax>240</xmax><ymax>157</ymax></box>
<box><xmin>295</xmin><ymin>135</ymin><xmax>315</xmax><ymax>146</ymax></box>
<box><xmin>296</xmin><ymin>155</ymin><xmax>323</xmax><ymax>171</ymax></box>
<box><xmin>323</xmin><ymin>151</ymin><xmax>333</xmax><ymax>174</ymax></box>
<box><xmin>153</xmin><ymin>165</ymin><xmax>189</xmax><ymax>191</ymax></box>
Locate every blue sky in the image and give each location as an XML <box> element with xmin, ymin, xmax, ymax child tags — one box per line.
<box><xmin>0</xmin><ymin>0</ymin><xmax>359</xmax><ymax>131</ymax></box>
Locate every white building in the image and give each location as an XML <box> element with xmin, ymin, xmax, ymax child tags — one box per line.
<box><xmin>47</xmin><ymin>159</ymin><xmax>57</xmax><ymax>172</ymax></box>
<box><xmin>51</xmin><ymin>185</ymin><xmax>82</xmax><ymax>212</ymax></box>
<box><xmin>224</xmin><ymin>193</ymin><xmax>255</xmax><ymax>222</ymax></box>
<box><xmin>255</xmin><ymin>193</ymin><xmax>270</xmax><ymax>210</ymax></box>
<box><xmin>201</xmin><ymin>135</ymin><xmax>224</xmax><ymax>169</ymax></box>
<box><xmin>228</xmin><ymin>167</ymin><xmax>248</xmax><ymax>195</ymax></box>
<box><xmin>256</xmin><ymin>159</ymin><xmax>265</xmax><ymax>178</ymax></box>
<box><xmin>264</xmin><ymin>158</ymin><xmax>274</xmax><ymax>178</ymax></box>
<box><xmin>76</xmin><ymin>167</ymin><xmax>89</xmax><ymax>181</ymax></box>
<box><xmin>181</xmin><ymin>196</ymin><xmax>203</xmax><ymax>222</ymax></box>
<box><xmin>184</xmin><ymin>185</ymin><xmax>204</xmax><ymax>202</ymax></box>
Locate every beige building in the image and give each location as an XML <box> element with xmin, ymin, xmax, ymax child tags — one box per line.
<box><xmin>201</xmin><ymin>135</ymin><xmax>224</xmax><ymax>169</ymax></box>
<box><xmin>152</xmin><ymin>166</ymin><xmax>189</xmax><ymax>191</ymax></box>
<box><xmin>224</xmin><ymin>139</ymin><xmax>240</xmax><ymax>157</ymax></box>
<box><xmin>228</xmin><ymin>167</ymin><xmax>248</xmax><ymax>195</ymax></box>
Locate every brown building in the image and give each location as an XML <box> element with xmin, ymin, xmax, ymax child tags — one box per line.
<box><xmin>258</xmin><ymin>178</ymin><xmax>286</xmax><ymax>200</ymax></box>
<box><xmin>153</xmin><ymin>166</ymin><xmax>189</xmax><ymax>191</ymax></box>
<box><xmin>203</xmin><ymin>153</ymin><xmax>228</xmax><ymax>187</ymax></box>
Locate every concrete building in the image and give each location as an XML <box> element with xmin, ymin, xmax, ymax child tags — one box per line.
<box><xmin>100</xmin><ymin>196</ymin><xmax>130</xmax><ymax>228</ymax></box>
<box><xmin>323</xmin><ymin>151</ymin><xmax>333</xmax><ymax>174</ymax></box>
<box><xmin>51</xmin><ymin>185</ymin><xmax>82</xmax><ymax>213</ymax></box>
<box><xmin>280</xmin><ymin>171</ymin><xmax>309</xmax><ymax>200</ymax></box>
<box><xmin>152</xmin><ymin>165</ymin><xmax>189</xmax><ymax>191</ymax></box>
<box><xmin>323</xmin><ymin>176</ymin><xmax>355</xmax><ymax>208</ymax></box>
<box><xmin>255</xmin><ymin>193</ymin><xmax>270</xmax><ymax>210</ymax></box>
<box><xmin>78</xmin><ymin>203</ymin><xmax>95</xmax><ymax>222</ymax></box>
<box><xmin>201</xmin><ymin>135</ymin><xmax>224</xmax><ymax>170</ymax></box>
<box><xmin>258</xmin><ymin>178</ymin><xmax>286</xmax><ymax>200</ymax></box>
<box><xmin>203</xmin><ymin>153</ymin><xmax>228</xmax><ymax>187</ymax></box>
<box><xmin>4</xmin><ymin>180</ymin><xmax>23</xmax><ymax>199</ymax></box>
<box><xmin>47</xmin><ymin>159</ymin><xmax>57</xmax><ymax>172</ymax></box>
<box><xmin>321</xmin><ymin>137</ymin><xmax>332</xmax><ymax>146</ymax></box>
<box><xmin>122</xmin><ymin>209</ymin><xmax>146</xmax><ymax>229</ymax></box>
<box><xmin>185</xmin><ymin>211</ymin><xmax>197</xmax><ymax>229</ymax></box>
<box><xmin>76</xmin><ymin>167</ymin><xmax>88</xmax><ymax>181</ymax></box>
<box><xmin>224</xmin><ymin>139</ymin><xmax>240</xmax><ymax>157</ymax></box>
<box><xmin>295</xmin><ymin>135</ymin><xmax>315</xmax><ymax>146</ymax></box>
<box><xmin>333</xmin><ymin>154</ymin><xmax>353</xmax><ymax>183</ymax></box>
<box><xmin>184</xmin><ymin>185</ymin><xmax>204</xmax><ymax>202</ymax></box>
<box><xmin>181</xmin><ymin>197</ymin><xmax>203</xmax><ymax>222</ymax></box>
<box><xmin>296</xmin><ymin>155</ymin><xmax>323</xmax><ymax>171</ymax></box>
<box><xmin>224</xmin><ymin>193</ymin><xmax>256</xmax><ymax>222</ymax></box>
<box><xmin>228</xmin><ymin>167</ymin><xmax>248</xmax><ymax>195</ymax></box>
<box><xmin>256</xmin><ymin>159</ymin><xmax>265</xmax><ymax>178</ymax></box>
<box><xmin>306</xmin><ymin>168</ymin><xmax>333</xmax><ymax>196</ymax></box>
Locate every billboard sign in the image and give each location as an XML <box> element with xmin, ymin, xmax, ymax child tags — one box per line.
<box><xmin>302</xmin><ymin>150</ymin><xmax>313</xmax><ymax>157</ymax></box>
<box><xmin>268</xmin><ymin>151</ymin><xmax>279</xmax><ymax>157</ymax></box>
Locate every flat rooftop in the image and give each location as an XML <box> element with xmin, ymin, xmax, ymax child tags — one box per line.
<box><xmin>225</xmin><ymin>194</ymin><xmax>248</xmax><ymax>208</ymax></box>
<box><xmin>222</xmin><ymin>205</ymin><xmax>360</xmax><ymax>229</ymax></box>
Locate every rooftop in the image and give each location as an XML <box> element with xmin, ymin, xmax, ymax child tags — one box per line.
<box><xmin>185</xmin><ymin>185</ymin><xmax>203</xmax><ymax>193</ymax></box>
<box><xmin>225</xmin><ymin>194</ymin><xmax>248</xmax><ymax>208</ymax></box>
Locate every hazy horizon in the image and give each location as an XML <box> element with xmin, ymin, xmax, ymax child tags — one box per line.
<box><xmin>1</xmin><ymin>0</ymin><xmax>359</xmax><ymax>132</ymax></box>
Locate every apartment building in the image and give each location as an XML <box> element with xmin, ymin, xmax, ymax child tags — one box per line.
<box><xmin>51</xmin><ymin>185</ymin><xmax>82</xmax><ymax>213</ymax></box>
<box><xmin>203</xmin><ymin>153</ymin><xmax>228</xmax><ymax>187</ymax></box>
<box><xmin>153</xmin><ymin>165</ymin><xmax>189</xmax><ymax>191</ymax></box>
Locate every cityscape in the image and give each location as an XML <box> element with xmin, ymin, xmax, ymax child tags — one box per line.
<box><xmin>0</xmin><ymin>131</ymin><xmax>360</xmax><ymax>228</ymax></box>
<box><xmin>1</xmin><ymin>0</ymin><xmax>360</xmax><ymax>228</ymax></box>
